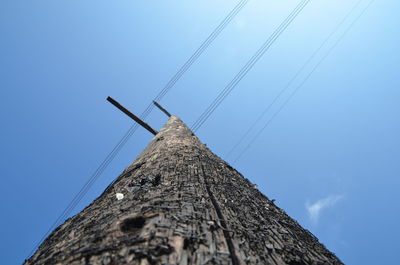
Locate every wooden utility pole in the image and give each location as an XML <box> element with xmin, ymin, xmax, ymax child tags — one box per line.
<box><xmin>25</xmin><ymin>115</ymin><xmax>344</xmax><ymax>265</ymax></box>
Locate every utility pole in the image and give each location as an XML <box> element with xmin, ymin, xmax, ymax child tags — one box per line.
<box><xmin>25</xmin><ymin>100</ymin><xmax>344</xmax><ymax>265</ymax></box>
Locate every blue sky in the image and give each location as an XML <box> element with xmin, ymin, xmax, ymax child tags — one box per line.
<box><xmin>1</xmin><ymin>1</ymin><xmax>399</xmax><ymax>264</ymax></box>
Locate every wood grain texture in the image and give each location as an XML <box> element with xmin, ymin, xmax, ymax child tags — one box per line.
<box><xmin>25</xmin><ymin>116</ymin><xmax>344</xmax><ymax>265</ymax></box>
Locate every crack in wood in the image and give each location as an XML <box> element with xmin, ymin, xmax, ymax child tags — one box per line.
<box><xmin>200</xmin><ymin>164</ymin><xmax>240</xmax><ymax>265</ymax></box>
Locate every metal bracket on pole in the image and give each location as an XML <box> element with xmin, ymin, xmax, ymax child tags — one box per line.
<box><xmin>107</xmin><ymin>96</ymin><xmax>158</xmax><ymax>135</ymax></box>
<box><xmin>153</xmin><ymin>101</ymin><xmax>171</xmax><ymax>117</ymax></box>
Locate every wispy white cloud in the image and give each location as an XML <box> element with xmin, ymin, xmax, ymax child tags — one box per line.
<box><xmin>306</xmin><ymin>195</ymin><xmax>344</xmax><ymax>225</ymax></box>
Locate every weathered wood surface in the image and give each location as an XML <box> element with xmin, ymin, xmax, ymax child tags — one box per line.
<box><xmin>25</xmin><ymin>116</ymin><xmax>344</xmax><ymax>265</ymax></box>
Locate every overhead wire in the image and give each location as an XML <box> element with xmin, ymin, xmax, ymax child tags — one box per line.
<box><xmin>27</xmin><ymin>122</ymin><xmax>141</xmax><ymax>258</ymax></box>
<box><xmin>155</xmin><ymin>0</ymin><xmax>251</xmax><ymax>102</ymax></box>
<box><xmin>131</xmin><ymin>0</ymin><xmax>251</xmax><ymax>122</ymax></box>
<box><xmin>191</xmin><ymin>0</ymin><xmax>310</xmax><ymax>132</ymax></box>
<box><xmin>191</xmin><ymin>0</ymin><xmax>311</xmax><ymax>133</ymax></box>
<box><xmin>226</xmin><ymin>0</ymin><xmax>365</xmax><ymax>159</ymax></box>
<box><xmin>234</xmin><ymin>0</ymin><xmax>376</xmax><ymax>163</ymax></box>
<box><xmin>28</xmin><ymin>0</ymin><xmax>250</xmax><ymax>257</ymax></box>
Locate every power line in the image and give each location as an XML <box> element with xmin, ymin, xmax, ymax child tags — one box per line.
<box><xmin>226</xmin><ymin>0</ymin><xmax>365</xmax><ymax>159</ymax></box>
<box><xmin>234</xmin><ymin>0</ymin><xmax>376</xmax><ymax>163</ymax></box>
<box><xmin>136</xmin><ymin>0</ymin><xmax>252</xmax><ymax>122</ymax></box>
<box><xmin>191</xmin><ymin>0</ymin><xmax>311</xmax><ymax>133</ymax></box>
<box><xmin>191</xmin><ymin>0</ymin><xmax>310</xmax><ymax>132</ymax></box>
<box><xmin>155</xmin><ymin>0</ymin><xmax>251</xmax><ymax>102</ymax></box>
<box><xmin>28</xmin><ymin>0</ymin><xmax>250</xmax><ymax>257</ymax></box>
<box><xmin>27</xmin><ymin>122</ymin><xmax>140</xmax><ymax>257</ymax></box>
